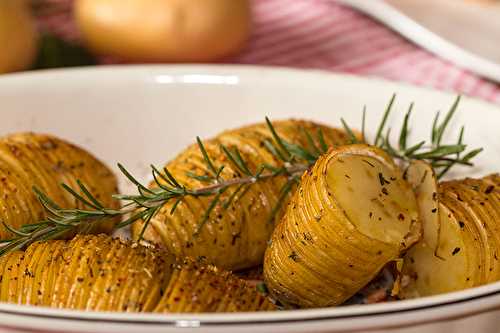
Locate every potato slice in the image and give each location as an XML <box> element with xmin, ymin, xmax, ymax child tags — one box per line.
<box><xmin>405</xmin><ymin>160</ymin><xmax>440</xmax><ymax>253</ymax></box>
<box><xmin>264</xmin><ymin>144</ymin><xmax>420</xmax><ymax>307</ymax></box>
<box><xmin>401</xmin><ymin>202</ymin><xmax>475</xmax><ymax>298</ymax></box>
<box><xmin>401</xmin><ymin>175</ymin><xmax>500</xmax><ymax>298</ymax></box>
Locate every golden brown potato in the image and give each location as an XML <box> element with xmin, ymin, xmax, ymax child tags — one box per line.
<box><xmin>402</xmin><ymin>175</ymin><xmax>500</xmax><ymax>298</ymax></box>
<box><xmin>132</xmin><ymin>120</ymin><xmax>352</xmax><ymax>271</ymax></box>
<box><xmin>0</xmin><ymin>234</ymin><xmax>276</xmax><ymax>313</ymax></box>
<box><xmin>154</xmin><ymin>260</ymin><xmax>275</xmax><ymax>313</ymax></box>
<box><xmin>0</xmin><ymin>133</ymin><xmax>119</xmax><ymax>238</ymax></box>
<box><xmin>264</xmin><ymin>145</ymin><xmax>420</xmax><ymax>308</ymax></box>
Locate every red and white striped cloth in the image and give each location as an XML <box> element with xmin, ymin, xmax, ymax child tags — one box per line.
<box><xmin>38</xmin><ymin>0</ymin><xmax>500</xmax><ymax>104</ymax></box>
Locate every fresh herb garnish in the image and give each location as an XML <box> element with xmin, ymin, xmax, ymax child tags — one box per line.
<box><xmin>0</xmin><ymin>96</ymin><xmax>482</xmax><ymax>256</ymax></box>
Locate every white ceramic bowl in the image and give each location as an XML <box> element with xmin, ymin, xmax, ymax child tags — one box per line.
<box><xmin>0</xmin><ymin>65</ymin><xmax>499</xmax><ymax>333</ymax></box>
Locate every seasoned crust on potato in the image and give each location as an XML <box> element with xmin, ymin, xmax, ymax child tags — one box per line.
<box><xmin>0</xmin><ymin>234</ymin><xmax>276</xmax><ymax>313</ymax></box>
<box><xmin>264</xmin><ymin>145</ymin><xmax>420</xmax><ymax>307</ymax></box>
<box><xmin>0</xmin><ymin>133</ymin><xmax>119</xmax><ymax>238</ymax></box>
<box><xmin>132</xmin><ymin>120</ymin><xmax>352</xmax><ymax>271</ymax></box>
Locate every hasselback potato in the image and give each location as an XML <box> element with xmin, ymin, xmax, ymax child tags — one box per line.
<box><xmin>156</xmin><ymin>260</ymin><xmax>275</xmax><ymax>313</ymax></box>
<box><xmin>132</xmin><ymin>120</ymin><xmax>352</xmax><ymax>271</ymax></box>
<box><xmin>264</xmin><ymin>144</ymin><xmax>421</xmax><ymax>308</ymax></box>
<box><xmin>0</xmin><ymin>133</ymin><xmax>119</xmax><ymax>238</ymax></box>
<box><xmin>402</xmin><ymin>174</ymin><xmax>500</xmax><ymax>298</ymax></box>
<box><xmin>0</xmin><ymin>234</ymin><xmax>275</xmax><ymax>312</ymax></box>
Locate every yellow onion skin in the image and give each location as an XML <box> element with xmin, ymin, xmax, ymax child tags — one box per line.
<box><xmin>0</xmin><ymin>133</ymin><xmax>119</xmax><ymax>238</ymax></box>
<box><xmin>74</xmin><ymin>0</ymin><xmax>252</xmax><ymax>62</ymax></box>
<box><xmin>0</xmin><ymin>0</ymin><xmax>38</xmax><ymax>73</ymax></box>
<box><xmin>264</xmin><ymin>145</ymin><xmax>420</xmax><ymax>308</ymax></box>
<box><xmin>402</xmin><ymin>175</ymin><xmax>500</xmax><ymax>298</ymax></box>
<box><xmin>0</xmin><ymin>234</ymin><xmax>275</xmax><ymax>313</ymax></box>
<box><xmin>131</xmin><ymin>120</ymin><xmax>352</xmax><ymax>271</ymax></box>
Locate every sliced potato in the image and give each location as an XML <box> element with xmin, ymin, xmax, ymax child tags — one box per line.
<box><xmin>0</xmin><ymin>234</ymin><xmax>275</xmax><ymax>313</ymax></box>
<box><xmin>264</xmin><ymin>144</ymin><xmax>420</xmax><ymax>307</ymax></box>
<box><xmin>132</xmin><ymin>120</ymin><xmax>353</xmax><ymax>271</ymax></box>
<box><xmin>401</xmin><ymin>202</ymin><xmax>476</xmax><ymax>298</ymax></box>
<box><xmin>405</xmin><ymin>160</ymin><xmax>440</xmax><ymax>253</ymax></box>
<box><xmin>154</xmin><ymin>259</ymin><xmax>275</xmax><ymax>313</ymax></box>
<box><xmin>0</xmin><ymin>133</ymin><xmax>119</xmax><ymax>239</ymax></box>
<box><xmin>401</xmin><ymin>175</ymin><xmax>500</xmax><ymax>298</ymax></box>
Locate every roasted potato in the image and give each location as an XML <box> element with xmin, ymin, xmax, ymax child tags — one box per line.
<box><xmin>0</xmin><ymin>234</ymin><xmax>276</xmax><ymax>313</ymax></box>
<box><xmin>263</xmin><ymin>145</ymin><xmax>421</xmax><ymax>308</ymax></box>
<box><xmin>154</xmin><ymin>260</ymin><xmax>275</xmax><ymax>313</ymax></box>
<box><xmin>132</xmin><ymin>120</ymin><xmax>352</xmax><ymax>271</ymax></box>
<box><xmin>0</xmin><ymin>133</ymin><xmax>119</xmax><ymax>238</ymax></box>
<box><xmin>402</xmin><ymin>174</ymin><xmax>500</xmax><ymax>298</ymax></box>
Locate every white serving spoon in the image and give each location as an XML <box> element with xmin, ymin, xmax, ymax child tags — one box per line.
<box><xmin>337</xmin><ymin>0</ymin><xmax>500</xmax><ymax>83</ymax></box>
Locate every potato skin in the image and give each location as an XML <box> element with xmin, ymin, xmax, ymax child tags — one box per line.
<box><xmin>0</xmin><ymin>234</ymin><xmax>275</xmax><ymax>313</ymax></box>
<box><xmin>0</xmin><ymin>133</ymin><xmax>119</xmax><ymax>238</ymax></box>
<box><xmin>131</xmin><ymin>120</ymin><xmax>352</xmax><ymax>271</ymax></box>
<box><xmin>264</xmin><ymin>145</ymin><xmax>420</xmax><ymax>308</ymax></box>
<box><xmin>402</xmin><ymin>175</ymin><xmax>500</xmax><ymax>298</ymax></box>
<box><xmin>154</xmin><ymin>259</ymin><xmax>275</xmax><ymax>313</ymax></box>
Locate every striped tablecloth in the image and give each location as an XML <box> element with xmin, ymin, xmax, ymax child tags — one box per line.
<box><xmin>39</xmin><ymin>0</ymin><xmax>500</xmax><ymax>104</ymax></box>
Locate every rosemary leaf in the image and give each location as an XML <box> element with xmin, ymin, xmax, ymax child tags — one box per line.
<box><xmin>398</xmin><ymin>103</ymin><xmax>413</xmax><ymax>151</ymax></box>
<box><xmin>266</xmin><ymin>117</ymin><xmax>292</xmax><ymax>160</ymax></box>
<box><xmin>412</xmin><ymin>144</ymin><xmax>466</xmax><ymax>159</ymax></box>
<box><xmin>196</xmin><ymin>137</ymin><xmax>220</xmax><ymax>178</ymax></box>
<box><xmin>301</xmin><ymin>127</ymin><xmax>321</xmax><ymax>158</ymax></box>
<box><xmin>340</xmin><ymin>118</ymin><xmax>359</xmax><ymax>144</ymax></box>
<box><xmin>435</xmin><ymin>96</ymin><xmax>461</xmax><ymax>146</ymax></box>
<box><xmin>194</xmin><ymin>190</ymin><xmax>224</xmax><ymax>236</ymax></box>
<box><xmin>221</xmin><ymin>145</ymin><xmax>252</xmax><ymax>176</ymax></box>
<box><xmin>375</xmin><ymin>93</ymin><xmax>396</xmax><ymax>146</ymax></box>
<box><xmin>317</xmin><ymin>128</ymin><xmax>329</xmax><ymax>153</ymax></box>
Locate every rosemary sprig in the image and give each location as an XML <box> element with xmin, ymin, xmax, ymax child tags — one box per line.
<box><xmin>0</xmin><ymin>96</ymin><xmax>482</xmax><ymax>255</ymax></box>
<box><xmin>342</xmin><ymin>95</ymin><xmax>482</xmax><ymax>179</ymax></box>
<box><xmin>0</xmin><ymin>119</ymin><xmax>317</xmax><ymax>255</ymax></box>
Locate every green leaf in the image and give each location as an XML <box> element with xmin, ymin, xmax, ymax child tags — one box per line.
<box><xmin>265</xmin><ymin>117</ymin><xmax>292</xmax><ymax>160</ymax></box>
<box><xmin>186</xmin><ymin>171</ymin><xmax>213</xmax><ymax>183</ymax></box>
<box><xmin>118</xmin><ymin>163</ymin><xmax>155</xmax><ymax>195</ymax></box>
<box><xmin>340</xmin><ymin>118</ymin><xmax>359</xmax><ymax>144</ymax></box>
<box><xmin>412</xmin><ymin>144</ymin><xmax>467</xmax><ymax>159</ymax></box>
<box><xmin>398</xmin><ymin>102</ymin><xmax>413</xmax><ymax>151</ymax></box>
<box><xmin>194</xmin><ymin>191</ymin><xmax>223</xmax><ymax>236</ymax></box>
<box><xmin>435</xmin><ymin>96</ymin><xmax>461</xmax><ymax>146</ymax></box>
<box><xmin>462</xmin><ymin>148</ymin><xmax>484</xmax><ymax>162</ymax></box>
<box><xmin>317</xmin><ymin>129</ymin><xmax>329</xmax><ymax>153</ymax></box>
<box><xmin>196</xmin><ymin>137</ymin><xmax>219</xmax><ymax>178</ymax></box>
<box><xmin>221</xmin><ymin>145</ymin><xmax>252</xmax><ymax>176</ymax></box>
<box><xmin>301</xmin><ymin>127</ymin><xmax>320</xmax><ymax>158</ymax></box>
<box><xmin>375</xmin><ymin>94</ymin><xmax>396</xmax><ymax>146</ymax></box>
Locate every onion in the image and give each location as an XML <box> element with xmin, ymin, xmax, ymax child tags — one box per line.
<box><xmin>0</xmin><ymin>0</ymin><xmax>38</xmax><ymax>73</ymax></box>
<box><xmin>75</xmin><ymin>0</ymin><xmax>252</xmax><ymax>62</ymax></box>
